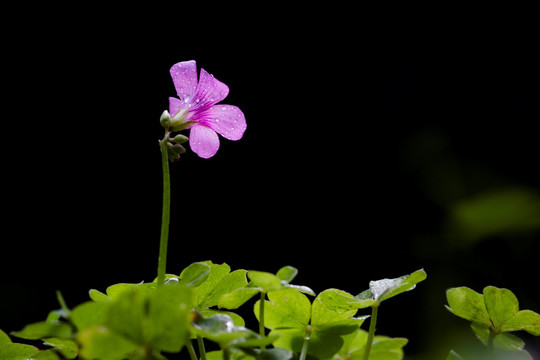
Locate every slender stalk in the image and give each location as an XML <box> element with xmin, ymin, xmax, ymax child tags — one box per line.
<box><xmin>197</xmin><ymin>335</ymin><xmax>207</xmax><ymax>360</ymax></box>
<box><xmin>157</xmin><ymin>133</ymin><xmax>171</xmax><ymax>287</ymax></box>
<box><xmin>487</xmin><ymin>329</ymin><xmax>495</xmax><ymax>356</ymax></box>
<box><xmin>186</xmin><ymin>341</ymin><xmax>198</xmax><ymax>360</ymax></box>
<box><xmin>223</xmin><ymin>348</ymin><xmax>231</xmax><ymax>360</ymax></box>
<box><xmin>299</xmin><ymin>329</ymin><xmax>311</xmax><ymax>360</ymax></box>
<box><xmin>259</xmin><ymin>291</ymin><xmax>266</xmax><ymax>349</ymax></box>
<box><xmin>362</xmin><ymin>304</ymin><xmax>379</xmax><ymax>360</ymax></box>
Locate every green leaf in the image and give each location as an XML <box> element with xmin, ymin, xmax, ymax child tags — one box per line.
<box><xmin>0</xmin><ymin>343</ymin><xmax>39</xmax><ymax>360</ymax></box>
<box><xmin>502</xmin><ymin>310</ymin><xmax>540</xmax><ymax>335</ymax></box>
<box><xmin>70</xmin><ymin>301</ymin><xmax>109</xmax><ymax>330</ymax></box>
<box><xmin>89</xmin><ymin>289</ymin><xmax>110</xmax><ymax>302</ymax></box>
<box><xmin>471</xmin><ymin>323</ymin><xmax>525</xmax><ymax>351</ymax></box>
<box><xmin>78</xmin><ymin>325</ymin><xmax>139</xmax><ymax>360</ymax></box>
<box><xmin>339</xmin><ymin>329</ymin><xmax>407</xmax><ymax>360</ymax></box>
<box><xmin>311</xmin><ymin>292</ymin><xmax>362</xmax><ymax>330</ymax></box>
<box><xmin>248</xmin><ymin>271</ymin><xmax>283</xmax><ymax>292</ymax></box>
<box><xmin>107</xmin><ymin>286</ymin><xmax>192</xmax><ymax>353</ymax></box>
<box><xmin>359</xmin><ymin>269</ymin><xmax>427</xmax><ymax>304</ymax></box>
<box><xmin>276</xmin><ymin>266</ymin><xmax>298</xmax><ymax>283</ymax></box>
<box><xmin>192</xmin><ymin>313</ymin><xmax>260</xmax><ymax>348</ymax></box>
<box><xmin>11</xmin><ymin>321</ymin><xmax>72</xmax><ymax>340</ymax></box>
<box><xmin>179</xmin><ymin>261</ymin><xmax>212</xmax><ymax>287</ymax></box>
<box><xmin>0</xmin><ymin>329</ymin><xmax>11</xmax><ymax>344</ymax></box>
<box><xmin>218</xmin><ymin>287</ymin><xmax>260</xmax><ymax>310</ymax></box>
<box><xmin>201</xmin><ymin>309</ymin><xmax>245</xmax><ymax>327</ymax></box>
<box><xmin>445</xmin><ymin>287</ymin><xmax>491</xmax><ymax>327</ymax></box>
<box><xmin>483</xmin><ymin>286</ymin><xmax>519</xmax><ymax>329</ymax></box>
<box><xmin>194</xmin><ymin>265</ymin><xmax>248</xmax><ymax>310</ymax></box>
<box><xmin>248</xmin><ymin>347</ymin><xmax>294</xmax><ymax>360</ymax></box>
<box><xmin>318</xmin><ymin>288</ymin><xmax>375</xmax><ymax>312</ymax></box>
<box><xmin>256</xmin><ymin>288</ymin><xmax>311</xmax><ymax>329</ymax></box>
<box><xmin>105</xmin><ymin>282</ymin><xmax>155</xmax><ymax>299</ymax></box>
<box><xmin>42</xmin><ymin>338</ymin><xmax>78</xmax><ymax>359</ymax></box>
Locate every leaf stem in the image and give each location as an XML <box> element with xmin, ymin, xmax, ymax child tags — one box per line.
<box><xmin>186</xmin><ymin>340</ymin><xmax>198</xmax><ymax>360</ymax></box>
<box><xmin>299</xmin><ymin>328</ymin><xmax>310</xmax><ymax>360</ymax></box>
<box><xmin>197</xmin><ymin>335</ymin><xmax>208</xmax><ymax>360</ymax></box>
<box><xmin>157</xmin><ymin>133</ymin><xmax>171</xmax><ymax>287</ymax></box>
<box><xmin>259</xmin><ymin>291</ymin><xmax>266</xmax><ymax>349</ymax></box>
<box><xmin>362</xmin><ymin>304</ymin><xmax>379</xmax><ymax>360</ymax></box>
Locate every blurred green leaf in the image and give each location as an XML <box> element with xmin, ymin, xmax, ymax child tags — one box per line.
<box><xmin>0</xmin><ymin>329</ymin><xmax>11</xmax><ymax>344</ymax></box>
<box><xmin>0</xmin><ymin>343</ymin><xmax>39</xmax><ymax>360</ymax></box>
<box><xmin>70</xmin><ymin>301</ymin><xmax>109</xmax><ymax>330</ymax></box>
<box><xmin>42</xmin><ymin>337</ymin><xmax>78</xmax><ymax>359</ymax></box>
<box><xmin>449</xmin><ymin>188</ymin><xmax>540</xmax><ymax>242</ymax></box>
<box><xmin>11</xmin><ymin>321</ymin><xmax>72</xmax><ymax>340</ymax></box>
<box><xmin>445</xmin><ymin>287</ymin><xmax>491</xmax><ymax>327</ymax></box>
<box><xmin>78</xmin><ymin>325</ymin><xmax>139</xmax><ymax>360</ymax></box>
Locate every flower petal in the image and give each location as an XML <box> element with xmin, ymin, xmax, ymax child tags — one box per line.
<box><xmin>170</xmin><ymin>60</ymin><xmax>198</xmax><ymax>104</ymax></box>
<box><xmin>189</xmin><ymin>124</ymin><xmax>220</xmax><ymax>159</ymax></box>
<box><xmin>169</xmin><ymin>97</ymin><xmax>182</xmax><ymax>117</ymax></box>
<box><xmin>205</xmin><ymin>105</ymin><xmax>247</xmax><ymax>141</ymax></box>
<box><xmin>192</xmin><ymin>69</ymin><xmax>229</xmax><ymax>110</ymax></box>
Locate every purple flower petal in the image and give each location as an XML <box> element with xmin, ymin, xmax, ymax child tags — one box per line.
<box><xmin>191</xmin><ymin>69</ymin><xmax>229</xmax><ymax>110</ymax></box>
<box><xmin>205</xmin><ymin>105</ymin><xmax>247</xmax><ymax>141</ymax></box>
<box><xmin>169</xmin><ymin>97</ymin><xmax>182</xmax><ymax>117</ymax></box>
<box><xmin>189</xmin><ymin>124</ymin><xmax>220</xmax><ymax>159</ymax></box>
<box><xmin>170</xmin><ymin>61</ymin><xmax>198</xmax><ymax>104</ymax></box>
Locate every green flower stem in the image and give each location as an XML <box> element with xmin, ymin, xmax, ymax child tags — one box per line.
<box><xmin>197</xmin><ymin>335</ymin><xmax>208</xmax><ymax>360</ymax></box>
<box><xmin>186</xmin><ymin>341</ymin><xmax>198</xmax><ymax>360</ymax></box>
<box><xmin>362</xmin><ymin>304</ymin><xmax>379</xmax><ymax>360</ymax></box>
<box><xmin>157</xmin><ymin>132</ymin><xmax>171</xmax><ymax>287</ymax></box>
<box><xmin>299</xmin><ymin>328</ymin><xmax>311</xmax><ymax>360</ymax></box>
<box><xmin>223</xmin><ymin>348</ymin><xmax>231</xmax><ymax>360</ymax></box>
<box><xmin>259</xmin><ymin>291</ymin><xmax>266</xmax><ymax>349</ymax></box>
<box><xmin>487</xmin><ymin>329</ymin><xmax>495</xmax><ymax>355</ymax></box>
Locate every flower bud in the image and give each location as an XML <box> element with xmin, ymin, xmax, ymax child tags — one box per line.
<box><xmin>160</xmin><ymin>110</ymin><xmax>171</xmax><ymax>128</ymax></box>
<box><xmin>171</xmin><ymin>134</ymin><xmax>189</xmax><ymax>144</ymax></box>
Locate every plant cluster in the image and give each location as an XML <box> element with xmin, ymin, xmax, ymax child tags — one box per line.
<box><xmin>1</xmin><ymin>60</ymin><xmax>538</xmax><ymax>360</ymax></box>
<box><xmin>1</xmin><ymin>264</ymin><xmax>426</xmax><ymax>360</ymax></box>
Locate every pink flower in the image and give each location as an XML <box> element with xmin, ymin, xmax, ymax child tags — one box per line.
<box><xmin>168</xmin><ymin>60</ymin><xmax>247</xmax><ymax>159</ymax></box>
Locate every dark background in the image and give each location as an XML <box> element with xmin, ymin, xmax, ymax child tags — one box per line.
<box><xmin>1</xmin><ymin>5</ymin><xmax>538</xmax><ymax>359</ymax></box>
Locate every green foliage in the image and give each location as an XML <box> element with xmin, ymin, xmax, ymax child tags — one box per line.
<box><xmin>254</xmin><ymin>287</ymin><xmax>367</xmax><ymax>359</ymax></box>
<box><xmin>446</xmin><ymin>286</ymin><xmax>540</xmax><ymax>359</ymax></box>
<box><xmin>218</xmin><ymin>266</ymin><xmax>315</xmax><ymax>310</ymax></box>
<box><xmin>320</xmin><ymin>269</ymin><xmax>427</xmax><ymax>311</ymax></box>
<box><xmin>335</xmin><ymin>329</ymin><xmax>408</xmax><ymax>360</ymax></box>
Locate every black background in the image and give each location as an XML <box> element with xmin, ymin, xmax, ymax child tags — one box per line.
<box><xmin>1</xmin><ymin>4</ymin><xmax>539</xmax><ymax>359</ymax></box>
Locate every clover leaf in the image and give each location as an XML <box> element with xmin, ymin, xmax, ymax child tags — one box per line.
<box><xmin>356</xmin><ymin>269</ymin><xmax>427</xmax><ymax>306</ymax></box>
<box><xmin>218</xmin><ymin>266</ymin><xmax>315</xmax><ymax>310</ymax></box>
<box><xmin>77</xmin><ymin>285</ymin><xmax>192</xmax><ymax>359</ymax></box>
<box><xmin>256</xmin><ymin>287</ymin><xmax>366</xmax><ymax>360</ymax></box>
<box><xmin>337</xmin><ymin>328</ymin><xmax>408</xmax><ymax>360</ymax></box>
<box><xmin>446</xmin><ymin>285</ymin><xmax>540</xmax><ymax>358</ymax></box>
